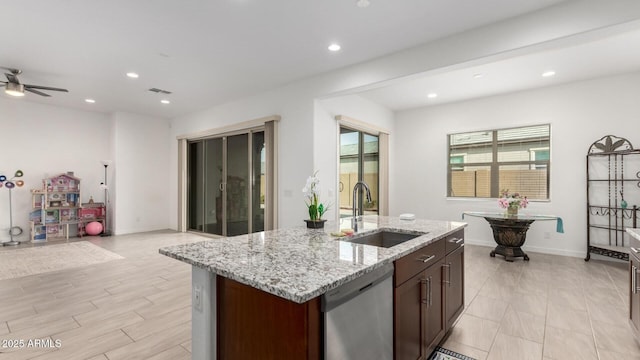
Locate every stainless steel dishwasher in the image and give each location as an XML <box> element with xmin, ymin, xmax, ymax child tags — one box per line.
<box><xmin>322</xmin><ymin>263</ymin><xmax>394</xmax><ymax>360</ymax></box>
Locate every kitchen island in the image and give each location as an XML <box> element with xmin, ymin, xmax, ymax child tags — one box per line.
<box><xmin>160</xmin><ymin>216</ymin><xmax>466</xmax><ymax>359</ymax></box>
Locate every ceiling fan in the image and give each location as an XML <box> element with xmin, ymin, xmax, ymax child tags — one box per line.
<box><xmin>1</xmin><ymin>67</ymin><xmax>69</xmax><ymax>97</ymax></box>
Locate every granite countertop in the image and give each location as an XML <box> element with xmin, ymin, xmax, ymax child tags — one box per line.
<box><xmin>160</xmin><ymin>215</ymin><xmax>466</xmax><ymax>304</ymax></box>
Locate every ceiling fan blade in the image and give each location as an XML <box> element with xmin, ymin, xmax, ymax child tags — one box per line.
<box><xmin>24</xmin><ymin>84</ymin><xmax>68</xmax><ymax>92</ymax></box>
<box><xmin>24</xmin><ymin>88</ymin><xmax>51</xmax><ymax>97</ymax></box>
<box><xmin>5</xmin><ymin>73</ymin><xmax>19</xmax><ymax>84</ymax></box>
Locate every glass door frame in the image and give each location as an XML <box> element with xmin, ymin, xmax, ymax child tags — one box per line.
<box><xmin>177</xmin><ymin>115</ymin><xmax>279</xmax><ymax>234</ymax></box>
<box><xmin>336</xmin><ymin>115</ymin><xmax>389</xmax><ymax>221</ymax></box>
<box><xmin>339</xmin><ymin>126</ymin><xmax>379</xmax><ymax>218</ymax></box>
<box><xmin>184</xmin><ymin>126</ymin><xmax>265</xmax><ymax>236</ymax></box>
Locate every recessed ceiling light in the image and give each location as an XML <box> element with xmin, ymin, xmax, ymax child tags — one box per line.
<box><xmin>356</xmin><ymin>0</ymin><xmax>370</xmax><ymax>7</ymax></box>
<box><xmin>161</xmin><ymin>99</ymin><xmax>170</xmax><ymax>104</ymax></box>
<box><xmin>126</xmin><ymin>72</ymin><xmax>139</xmax><ymax>79</ymax></box>
<box><xmin>427</xmin><ymin>93</ymin><xmax>438</xmax><ymax>99</ymax></box>
<box><xmin>85</xmin><ymin>98</ymin><xmax>96</xmax><ymax>103</ymax></box>
<box><xmin>542</xmin><ymin>71</ymin><xmax>556</xmax><ymax>78</ymax></box>
<box><xmin>328</xmin><ymin>43</ymin><xmax>341</xmax><ymax>52</ymax></box>
<box><xmin>473</xmin><ymin>73</ymin><xmax>484</xmax><ymax>79</ymax></box>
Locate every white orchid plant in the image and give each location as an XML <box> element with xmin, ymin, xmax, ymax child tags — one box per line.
<box><xmin>303</xmin><ymin>171</ymin><xmax>329</xmax><ymax>221</ymax></box>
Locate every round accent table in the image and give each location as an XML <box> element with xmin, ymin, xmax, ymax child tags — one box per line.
<box><xmin>485</xmin><ymin>217</ymin><xmax>534</xmax><ymax>261</ymax></box>
<box><xmin>462</xmin><ymin>211</ymin><xmax>564</xmax><ymax>262</ymax></box>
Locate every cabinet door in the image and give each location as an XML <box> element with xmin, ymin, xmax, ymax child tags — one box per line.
<box><xmin>630</xmin><ymin>255</ymin><xmax>640</xmax><ymax>334</ymax></box>
<box><xmin>423</xmin><ymin>262</ymin><xmax>445</xmax><ymax>355</ymax></box>
<box><xmin>394</xmin><ymin>274</ymin><xmax>426</xmax><ymax>360</ymax></box>
<box><xmin>445</xmin><ymin>245</ymin><xmax>465</xmax><ymax>331</ymax></box>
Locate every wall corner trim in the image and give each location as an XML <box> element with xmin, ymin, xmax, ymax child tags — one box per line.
<box><xmin>176</xmin><ymin>115</ymin><xmax>281</xmax><ymax>140</ymax></box>
<box><xmin>335</xmin><ymin>115</ymin><xmax>390</xmax><ymax>135</ymax></box>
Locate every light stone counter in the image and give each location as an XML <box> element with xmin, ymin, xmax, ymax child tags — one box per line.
<box><xmin>160</xmin><ymin>215</ymin><xmax>466</xmax><ymax>304</ymax></box>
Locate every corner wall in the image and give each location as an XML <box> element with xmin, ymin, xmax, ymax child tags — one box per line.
<box><xmin>315</xmin><ymin>95</ymin><xmax>395</xmax><ymax>222</ymax></box>
<box><xmin>0</xmin><ymin>98</ymin><xmax>111</xmax><ymax>243</ymax></box>
<box><xmin>112</xmin><ymin>112</ymin><xmax>171</xmax><ymax>234</ymax></box>
<box><xmin>393</xmin><ymin>72</ymin><xmax>640</xmax><ymax>257</ymax></box>
<box><xmin>169</xmin><ymin>87</ymin><xmax>316</xmax><ymax>229</ymax></box>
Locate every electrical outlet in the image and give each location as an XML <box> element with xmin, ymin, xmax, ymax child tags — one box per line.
<box><xmin>194</xmin><ymin>285</ymin><xmax>202</xmax><ymax>312</ymax></box>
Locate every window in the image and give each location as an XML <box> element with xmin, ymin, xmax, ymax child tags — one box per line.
<box><xmin>447</xmin><ymin>124</ymin><xmax>550</xmax><ymax>200</ymax></box>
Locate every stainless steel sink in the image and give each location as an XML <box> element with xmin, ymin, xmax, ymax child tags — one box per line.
<box><xmin>344</xmin><ymin>230</ymin><xmax>425</xmax><ymax>248</ymax></box>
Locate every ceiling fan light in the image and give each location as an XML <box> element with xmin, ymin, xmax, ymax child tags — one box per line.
<box><xmin>5</xmin><ymin>83</ymin><xmax>25</xmax><ymax>97</ymax></box>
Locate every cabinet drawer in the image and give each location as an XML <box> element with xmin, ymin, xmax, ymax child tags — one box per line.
<box><xmin>445</xmin><ymin>230</ymin><xmax>464</xmax><ymax>254</ymax></box>
<box><xmin>395</xmin><ymin>239</ymin><xmax>445</xmax><ymax>287</ymax></box>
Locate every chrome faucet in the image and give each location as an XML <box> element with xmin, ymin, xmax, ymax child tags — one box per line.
<box><xmin>352</xmin><ymin>181</ymin><xmax>372</xmax><ymax>232</ymax></box>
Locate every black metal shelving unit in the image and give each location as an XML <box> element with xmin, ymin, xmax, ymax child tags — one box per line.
<box><xmin>586</xmin><ymin>135</ymin><xmax>639</xmax><ymax>261</ymax></box>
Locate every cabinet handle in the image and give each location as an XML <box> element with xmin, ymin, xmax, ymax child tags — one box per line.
<box><xmin>634</xmin><ymin>266</ymin><xmax>637</xmax><ymax>295</ymax></box>
<box><xmin>428</xmin><ymin>276</ymin><xmax>433</xmax><ymax>307</ymax></box>
<box><xmin>634</xmin><ymin>266</ymin><xmax>640</xmax><ymax>295</ymax></box>
<box><xmin>632</xmin><ymin>247</ymin><xmax>639</xmax><ymax>254</ymax></box>
<box><xmin>448</xmin><ymin>237</ymin><xmax>464</xmax><ymax>244</ymax></box>
<box><xmin>417</xmin><ymin>255</ymin><xmax>435</xmax><ymax>263</ymax></box>
<box><xmin>420</xmin><ymin>278</ymin><xmax>428</xmax><ymax>304</ymax></box>
<box><xmin>442</xmin><ymin>263</ymin><xmax>451</xmax><ymax>286</ymax></box>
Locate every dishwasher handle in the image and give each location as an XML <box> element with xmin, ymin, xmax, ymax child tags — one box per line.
<box><xmin>322</xmin><ymin>263</ymin><xmax>394</xmax><ymax>312</ymax></box>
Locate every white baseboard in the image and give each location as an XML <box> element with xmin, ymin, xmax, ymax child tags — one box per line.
<box><xmin>464</xmin><ymin>238</ymin><xmax>586</xmax><ymax>258</ymax></box>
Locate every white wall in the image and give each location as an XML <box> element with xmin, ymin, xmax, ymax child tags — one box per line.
<box><xmin>393</xmin><ymin>72</ymin><xmax>640</xmax><ymax>257</ymax></box>
<box><xmin>315</xmin><ymin>95</ymin><xmax>395</xmax><ymax>221</ymax></box>
<box><xmin>0</xmin><ymin>97</ymin><xmax>111</xmax><ymax>243</ymax></box>
<box><xmin>0</xmin><ymin>98</ymin><xmax>170</xmax><ymax>241</ymax></box>
<box><xmin>169</xmin><ymin>1</ymin><xmax>640</xmax><ymax>231</ymax></box>
<box><xmin>112</xmin><ymin>112</ymin><xmax>170</xmax><ymax>235</ymax></box>
<box><xmin>169</xmin><ymin>86</ymin><xmax>316</xmax><ymax>229</ymax></box>
<box><xmin>3</xmin><ymin>1</ymin><xmax>631</xmax><ymax>240</ymax></box>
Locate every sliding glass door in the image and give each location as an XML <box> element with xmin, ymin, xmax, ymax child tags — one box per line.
<box><xmin>187</xmin><ymin>130</ymin><xmax>265</xmax><ymax>236</ymax></box>
<box><xmin>339</xmin><ymin>127</ymin><xmax>379</xmax><ymax>218</ymax></box>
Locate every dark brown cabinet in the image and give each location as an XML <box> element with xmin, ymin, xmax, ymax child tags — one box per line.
<box><xmin>395</xmin><ymin>273</ymin><xmax>429</xmax><ymax>360</ymax></box>
<box><xmin>423</xmin><ymin>262</ymin><xmax>446</xmax><ymax>352</ymax></box>
<box><xmin>394</xmin><ymin>230</ymin><xmax>464</xmax><ymax>360</ymax></box>
<box><xmin>444</xmin><ymin>244</ymin><xmax>464</xmax><ymax>331</ymax></box>
<box><xmin>213</xmin><ymin>228</ymin><xmax>465</xmax><ymax>360</ymax></box>
<box><xmin>217</xmin><ymin>276</ymin><xmax>321</xmax><ymax>360</ymax></box>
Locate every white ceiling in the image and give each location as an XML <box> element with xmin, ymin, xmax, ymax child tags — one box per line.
<box><xmin>0</xmin><ymin>0</ymin><xmax>568</xmax><ymax>119</ymax></box>
<box><xmin>357</xmin><ymin>25</ymin><xmax>640</xmax><ymax>110</ymax></box>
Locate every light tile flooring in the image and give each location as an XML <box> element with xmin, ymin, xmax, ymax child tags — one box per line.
<box><xmin>445</xmin><ymin>244</ymin><xmax>640</xmax><ymax>360</ymax></box>
<box><xmin>0</xmin><ymin>231</ymin><xmax>639</xmax><ymax>359</ymax></box>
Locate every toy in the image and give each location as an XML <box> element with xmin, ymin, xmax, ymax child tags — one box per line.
<box><xmin>1</xmin><ymin>170</ymin><xmax>25</xmax><ymax>246</ymax></box>
<box><xmin>85</xmin><ymin>221</ymin><xmax>103</xmax><ymax>236</ymax></box>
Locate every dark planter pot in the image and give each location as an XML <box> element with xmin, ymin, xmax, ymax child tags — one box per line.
<box><xmin>305</xmin><ymin>219</ymin><xmax>326</xmax><ymax>229</ymax></box>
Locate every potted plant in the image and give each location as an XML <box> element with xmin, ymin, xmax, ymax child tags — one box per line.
<box><xmin>498</xmin><ymin>190</ymin><xmax>528</xmax><ymax>216</ymax></box>
<box><xmin>303</xmin><ymin>171</ymin><xmax>329</xmax><ymax>228</ymax></box>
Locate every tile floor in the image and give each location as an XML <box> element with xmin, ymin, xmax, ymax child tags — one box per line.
<box><xmin>444</xmin><ymin>244</ymin><xmax>640</xmax><ymax>360</ymax></box>
<box><xmin>0</xmin><ymin>231</ymin><xmax>639</xmax><ymax>359</ymax></box>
